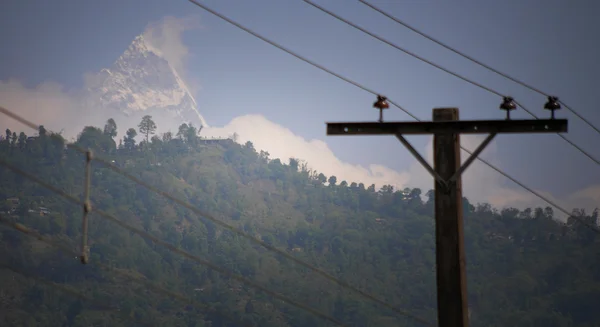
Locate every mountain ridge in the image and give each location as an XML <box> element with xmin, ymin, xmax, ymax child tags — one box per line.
<box><xmin>0</xmin><ymin>124</ymin><xmax>599</xmax><ymax>326</ymax></box>
<box><xmin>84</xmin><ymin>34</ymin><xmax>208</xmax><ymax>129</ymax></box>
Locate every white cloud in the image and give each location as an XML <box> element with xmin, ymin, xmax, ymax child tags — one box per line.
<box><xmin>0</xmin><ymin>15</ymin><xmax>596</xmax><ymax>223</ymax></box>
<box><xmin>205</xmin><ymin>114</ymin><xmax>598</xmax><ymax>221</ymax></box>
<box><xmin>1</xmin><ymin>15</ymin><xmax>205</xmax><ymax>141</ymax></box>
<box><xmin>405</xmin><ymin>134</ymin><xmax>511</xmax><ymax>205</ymax></box>
<box><xmin>204</xmin><ymin>115</ymin><xmax>412</xmax><ymax>188</ymax></box>
<box><xmin>1</xmin><ymin>82</ymin><xmax>596</xmax><ymax>221</ymax></box>
<box><xmin>0</xmin><ymin>79</ymin><xmax>85</xmax><ymax>140</ymax></box>
<box><xmin>142</xmin><ymin>15</ymin><xmax>202</xmax><ymax>95</ymax></box>
<box><xmin>0</xmin><ymin>80</ymin><xmax>187</xmax><ymax>144</ymax></box>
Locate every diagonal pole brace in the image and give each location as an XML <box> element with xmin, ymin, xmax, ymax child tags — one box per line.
<box><xmin>447</xmin><ymin>133</ymin><xmax>496</xmax><ymax>183</ymax></box>
<box><xmin>395</xmin><ymin>134</ymin><xmax>448</xmax><ymax>189</ymax></box>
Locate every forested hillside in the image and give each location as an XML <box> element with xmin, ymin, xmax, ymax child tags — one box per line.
<box><xmin>0</xmin><ymin>117</ymin><xmax>599</xmax><ymax>327</ymax></box>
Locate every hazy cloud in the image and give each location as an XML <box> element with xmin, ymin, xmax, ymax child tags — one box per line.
<box><xmin>1</xmin><ymin>81</ymin><xmax>596</xmax><ymax>221</ymax></box>
<box><xmin>205</xmin><ymin>115</ymin><xmax>598</xmax><ymax>221</ymax></box>
<box><xmin>142</xmin><ymin>15</ymin><xmax>202</xmax><ymax>95</ymax></box>
<box><xmin>404</xmin><ymin>134</ymin><xmax>513</xmax><ymax>205</ymax></box>
<box><xmin>0</xmin><ymin>80</ymin><xmax>187</xmax><ymax>144</ymax></box>
<box><xmin>204</xmin><ymin>114</ymin><xmax>412</xmax><ymax>188</ymax></box>
<box><xmin>1</xmin><ymin>15</ymin><xmax>596</xmax><ymax>223</ymax></box>
<box><xmin>1</xmin><ymin>15</ymin><xmax>205</xmax><ymax>141</ymax></box>
<box><xmin>0</xmin><ymin>79</ymin><xmax>83</xmax><ymax>140</ymax></box>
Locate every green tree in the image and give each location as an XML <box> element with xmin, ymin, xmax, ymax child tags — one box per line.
<box><xmin>77</xmin><ymin>126</ymin><xmax>116</xmax><ymax>154</ymax></box>
<box><xmin>186</xmin><ymin>123</ymin><xmax>199</xmax><ymax>144</ymax></box>
<box><xmin>17</xmin><ymin>132</ymin><xmax>27</xmax><ymax>149</ymax></box>
<box><xmin>2</xmin><ymin>122</ymin><xmax>600</xmax><ymax>327</ymax></box>
<box><xmin>103</xmin><ymin>118</ymin><xmax>118</xmax><ymax>139</ymax></box>
<box><xmin>123</xmin><ymin>128</ymin><xmax>137</xmax><ymax>151</ymax></box>
<box><xmin>289</xmin><ymin>158</ymin><xmax>299</xmax><ymax>171</ymax></box>
<box><xmin>380</xmin><ymin>185</ymin><xmax>394</xmax><ymax>194</ymax></box>
<box><xmin>162</xmin><ymin>131</ymin><xmax>173</xmax><ymax>143</ymax></box>
<box><xmin>38</xmin><ymin>125</ymin><xmax>47</xmax><ymax>137</ymax></box>
<box><xmin>317</xmin><ymin>173</ymin><xmax>327</xmax><ymax>185</ymax></box>
<box><xmin>138</xmin><ymin>115</ymin><xmax>157</xmax><ymax>143</ymax></box>
<box><xmin>177</xmin><ymin>123</ymin><xmax>189</xmax><ymax>140</ymax></box>
<box><xmin>328</xmin><ymin>175</ymin><xmax>337</xmax><ymax>186</ymax></box>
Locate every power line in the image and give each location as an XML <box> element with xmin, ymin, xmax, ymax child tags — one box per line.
<box><xmin>0</xmin><ymin>0</ymin><xmax>590</xmax><ymax>322</ymax></box>
<box><xmin>0</xmin><ymin>159</ymin><xmax>347</xmax><ymax>327</ymax></box>
<box><xmin>304</xmin><ymin>0</ymin><xmax>503</xmax><ymax>98</ymax></box>
<box><xmin>301</xmin><ymin>0</ymin><xmax>600</xmax><ymax>167</ymax></box>
<box><xmin>0</xmin><ymin>215</ymin><xmax>253</xmax><ymax>327</ymax></box>
<box><xmin>180</xmin><ymin>3</ymin><xmax>599</xmax><ymax>233</ymax></box>
<box><xmin>357</xmin><ymin>0</ymin><xmax>600</xmax><ymax>137</ymax></box>
<box><xmin>84</xmin><ymin>155</ymin><xmax>433</xmax><ymax>326</ymax></box>
<box><xmin>0</xmin><ymin>104</ymin><xmax>434</xmax><ymax>326</ymax></box>
<box><xmin>185</xmin><ymin>1</ymin><xmax>420</xmax><ymax>121</ymax></box>
<box><xmin>458</xmin><ymin>150</ymin><xmax>600</xmax><ymax>234</ymax></box>
<box><xmin>0</xmin><ymin>263</ymin><xmax>154</xmax><ymax>326</ymax></box>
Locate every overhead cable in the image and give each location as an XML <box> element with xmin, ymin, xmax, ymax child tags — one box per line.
<box><xmin>0</xmin><ymin>158</ymin><xmax>347</xmax><ymax>327</ymax></box>
<box><xmin>0</xmin><ymin>215</ymin><xmax>252</xmax><ymax>327</ymax></box>
<box><xmin>1</xmin><ymin>100</ymin><xmax>434</xmax><ymax>326</ymax></box>
<box><xmin>302</xmin><ymin>0</ymin><xmax>600</xmax><ymax>167</ymax></box>
<box><xmin>358</xmin><ymin>0</ymin><xmax>600</xmax><ymax>137</ymax></box>
<box><xmin>178</xmin><ymin>4</ymin><xmax>600</xmax><ymax>234</ymax></box>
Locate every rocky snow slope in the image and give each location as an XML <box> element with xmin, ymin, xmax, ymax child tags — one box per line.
<box><xmin>84</xmin><ymin>34</ymin><xmax>208</xmax><ymax>130</ymax></box>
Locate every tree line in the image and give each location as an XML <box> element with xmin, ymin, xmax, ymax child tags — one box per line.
<box><xmin>0</xmin><ymin>118</ymin><xmax>598</xmax><ymax>327</ymax></box>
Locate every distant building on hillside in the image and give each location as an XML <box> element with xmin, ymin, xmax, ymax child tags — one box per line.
<box><xmin>200</xmin><ymin>137</ymin><xmax>231</xmax><ymax>145</ymax></box>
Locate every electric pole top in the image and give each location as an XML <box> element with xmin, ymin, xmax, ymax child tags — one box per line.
<box><xmin>325</xmin><ymin>95</ymin><xmax>568</xmax><ymax>327</ymax></box>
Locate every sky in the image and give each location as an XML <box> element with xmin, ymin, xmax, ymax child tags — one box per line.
<box><xmin>0</xmin><ymin>0</ymin><xmax>599</xmax><ymax>219</ymax></box>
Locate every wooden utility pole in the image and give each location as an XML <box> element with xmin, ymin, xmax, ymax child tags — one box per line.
<box><xmin>433</xmin><ymin>108</ymin><xmax>468</xmax><ymax>326</ymax></box>
<box><xmin>326</xmin><ymin>96</ymin><xmax>568</xmax><ymax>327</ymax></box>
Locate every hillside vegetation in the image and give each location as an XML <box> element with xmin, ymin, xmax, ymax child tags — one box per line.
<box><xmin>0</xmin><ymin>118</ymin><xmax>599</xmax><ymax>327</ymax></box>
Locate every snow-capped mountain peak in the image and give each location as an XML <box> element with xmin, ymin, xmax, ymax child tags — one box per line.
<box><xmin>123</xmin><ymin>35</ymin><xmax>152</xmax><ymax>57</ymax></box>
<box><xmin>85</xmin><ymin>33</ymin><xmax>208</xmax><ymax>129</ymax></box>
